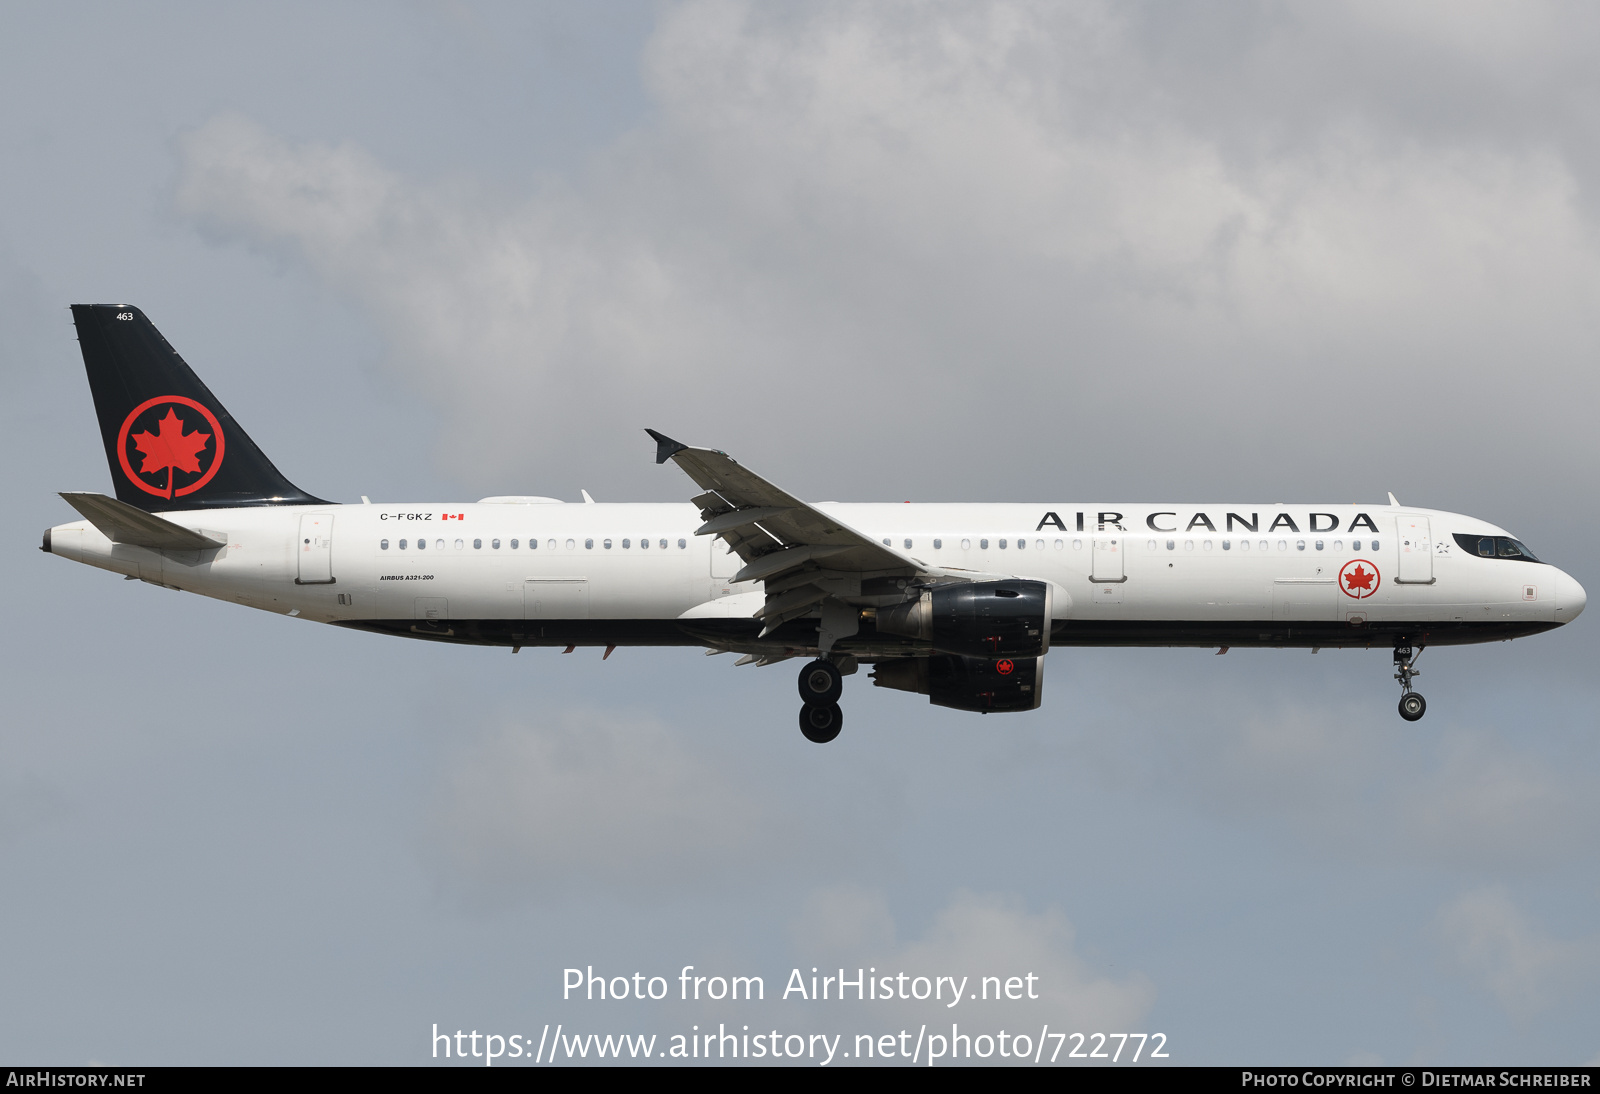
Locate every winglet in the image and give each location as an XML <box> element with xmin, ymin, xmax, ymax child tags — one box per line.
<box><xmin>645</xmin><ymin>428</ymin><xmax>689</xmax><ymax>465</ymax></box>
<box><xmin>1387</xmin><ymin>492</ymin><xmax>1400</xmax><ymax>507</ymax></box>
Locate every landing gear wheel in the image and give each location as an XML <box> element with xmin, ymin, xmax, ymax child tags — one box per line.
<box><xmin>797</xmin><ymin>659</ymin><xmax>844</xmax><ymax>704</ymax></box>
<box><xmin>799</xmin><ymin>702</ymin><xmax>843</xmax><ymax>744</ymax></box>
<box><xmin>1393</xmin><ymin>643</ymin><xmax>1427</xmax><ymax>722</ymax></box>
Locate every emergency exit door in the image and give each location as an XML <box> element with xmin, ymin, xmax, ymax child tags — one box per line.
<box><xmin>1090</xmin><ymin>536</ymin><xmax>1126</xmax><ymax>583</ymax></box>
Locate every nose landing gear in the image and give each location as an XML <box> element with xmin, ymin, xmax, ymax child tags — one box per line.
<box><xmin>1394</xmin><ymin>644</ymin><xmax>1426</xmax><ymax>721</ymax></box>
<box><xmin>798</xmin><ymin>658</ymin><xmax>845</xmax><ymax>743</ymax></box>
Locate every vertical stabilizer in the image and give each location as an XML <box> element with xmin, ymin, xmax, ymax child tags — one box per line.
<box><xmin>71</xmin><ymin>304</ymin><xmax>329</xmax><ymax>511</ymax></box>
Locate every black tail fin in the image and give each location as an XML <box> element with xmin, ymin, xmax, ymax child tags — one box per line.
<box><xmin>71</xmin><ymin>304</ymin><xmax>329</xmax><ymax>511</ymax></box>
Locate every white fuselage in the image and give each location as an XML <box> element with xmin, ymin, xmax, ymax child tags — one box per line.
<box><xmin>45</xmin><ymin>499</ymin><xmax>1585</xmax><ymax>651</ymax></box>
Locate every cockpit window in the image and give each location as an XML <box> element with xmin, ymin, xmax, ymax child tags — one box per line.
<box><xmin>1452</xmin><ymin>533</ymin><xmax>1541</xmax><ymax>563</ymax></box>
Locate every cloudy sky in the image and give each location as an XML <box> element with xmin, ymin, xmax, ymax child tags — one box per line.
<box><xmin>4</xmin><ymin>0</ymin><xmax>1599</xmax><ymax>1065</ymax></box>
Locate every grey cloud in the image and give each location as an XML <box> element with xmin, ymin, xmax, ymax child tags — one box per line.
<box><xmin>425</xmin><ymin>707</ymin><xmax>767</xmax><ymax>900</ymax></box>
<box><xmin>789</xmin><ymin>886</ymin><xmax>1156</xmax><ymax>1032</ymax></box>
<box><xmin>1028</xmin><ymin>664</ymin><xmax>1600</xmax><ymax>875</ymax></box>
<box><xmin>0</xmin><ymin>777</ymin><xmax>67</xmax><ymax>847</ymax></box>
<box><xmin>1437</xmin><ymin>886</ymin><xmax>1600</xmax><ymax>1023</ymax></box>
<box><xmin>173</xmin><ymin>1</ymin><xmax>1600</xmax><ymax>508</ymax></box>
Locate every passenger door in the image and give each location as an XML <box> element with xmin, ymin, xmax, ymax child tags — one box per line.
<box><xmin>1396</xmin><ymin>515</ymin><xmax>1434</xmax><ymax>584</ymax></box>
<box><xmin>296</xmin><ymin>513</ymin><xmax>335</xmax><ymax>584</ymax></box>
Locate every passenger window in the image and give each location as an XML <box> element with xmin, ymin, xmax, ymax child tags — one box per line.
<box><xmin>529</xmin><ymin>538</ymin><xmax>538</xmax><ymax>549</ymax></box>
<box><xmin>1148</xmin><ymin>539</ymin><xmax>1158</xmax><ymax>551</ymax></box>
<box><xmin>1258</xmin><ymin>540</ymin><xmax>1268</xmax><ymax>551</ymax></box>
<box><xmin>1016</xmin><ymin>538</ymin><xmax>1025</xmax><ymax>550</ymax></box>
<box><xmin>1352</xmin><ymin>540</ymin><xmax>1361</xmax><ymax>551</ymax></box>
<box><xmin>1184</xmin><ymin>540</ymin><xmax>1194</xmax><ymax>551</ymax></box>
<box><xmin>436</xmin><ymin>539</ymin><xmax>445</xmax><ymax>551</ymax></box>
<box><xmin>1222</xmin><ymin>539</ymin><xmax>1231</xmax><ymax>551</ymax></box>
<box><xmin>1239</xmin><ymin>540</ymin><xmax>1249</xmax><ymax>552</ymax></box>
<box><xmin>473</xmin><ymin>538</ymin><xmax>482</xmax><ymax>549</ymax></box>
<box><xmin>622</xmin><ymin>539</ymin><xmax>630</xmax><ymax>549</ymax></box>
<box><xmin>1295</xmin><ymin>540</ymin><xmax>1305</xmax><ymax>551</ymax></box>
<box><xmin>639</xmin><ymin>537</ymin><xmax>648</xmax><ymax>549</ymax></box>
<box><xmin>1204</xmin><ymin>540</ymin><xmax>1213</xmax><ymax>551</ymax></box>
<box><xmin>1166</xmin><ymin>539</ymin><xmax>1175</xmax><ymax>551</ymax></box>
<box><xmin>882</xmin><ymin>538</ymin><xmax>891</xmax><ymax>546</ymax></box>
<box><xmin>380</xmin><ymin>539</ymin><xmax>389</xmax><ymax>550</ymax></box>
<box><xmin>1314</xmin><ymin>540</ymin><xmax>1323</xmax><ymax>551</ymax></box>
<box><xmin>1371</xmin><ymin>539</ymin><xmax>1380</xmax><ymax>551</ymax></box>
<box><xmin>455</xmin><ymin>539</ymin><xmax>464</xmax><ymax>550</ymax></box>
<box><xmin>904</xmin><ymin>538</ymin><xmax>913</xmax><ymax>549</ymax></box>
<box><xmin>1332</xmin><ymin>539</ymin><xmax>1342</xmax><ymax>551</ymax></box>
<box><xmin>1072</xmin><ymin>539</ymin><xmax>1082</xmax><ymax>550</ymax></box>
<box><xmin>998</xmin><ymin>539</ymin><xmax>1007</xmax><ymax>549</ymax></box>
<box><xmin>678</xmin><ymin>539</ymin><xmax>686</xmax><ymax>549</ymax></box>
<box><xmin>981</xmin><ymin>539</ymin><xmax>990</xmax><ymax>550</ymax></box>
<box><xmin>1036</xmin><ymin>539</ymin><xmax>1045</xmax><ymax>550</ymax></box>
<box><xmin>399</xmin><ymin>539</ymin><xmax>408</xmax><ymax>550</ymax></box>
<box><xmin>566</xmin><ymin>539</ymin><xmax>575</xmax><ymax>550</ymax></box>
<box><xmin>587</xmin><ymin>539</ymin><xmax>595</xmax><ymax>550</ymax></box>
<box><xmin>1277</xmin><ymin>540</ymin><xmax>1287</xmax><ymax>551</ymax></box>
<box><xmin>511</xmin><ymin>538</ymin><xmax>519</xmax><ymax>549</ymax></box>
<box><xmin>417</xmin><ymin>539</ymin><xmax>426</xmax><ymax>551</ymax></box>
<box><xmin>492</xmin><ymin>538</ymin><xmax>500</xmax><ymax>549</ymax></box>
<box><xmin>933</xmin><ymin>538</ymin><xmax>942</xmax><ymax>550</ymax></box>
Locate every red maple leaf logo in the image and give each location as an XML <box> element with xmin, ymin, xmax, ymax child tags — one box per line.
<box><xmin>131</xmin><ymin>409</ymin><xmax>212</xmax><ymax>496</ymax></box>
<box><xmin>1343</xmin><ymin>565</ymin><xmax>1374</xmax><ymax>593</ymax></box>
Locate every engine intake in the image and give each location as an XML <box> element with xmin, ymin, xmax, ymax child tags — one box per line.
<box><xmin>871</xmin><ymin>654</ymin><xmax>1044</xmax><ymax>713</ymax></box>
<box><xmin>875</xmin><ymin>579</ymin><xmax>1051</xmax><ymax>657</ymax></box>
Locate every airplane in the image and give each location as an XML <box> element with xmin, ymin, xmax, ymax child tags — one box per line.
<box><xmin>43</xmin><ymin>305</ymin><xmax>1586</xmax><ymax>743</ymax></box>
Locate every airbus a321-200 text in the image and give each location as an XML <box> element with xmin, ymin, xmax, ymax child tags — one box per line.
<box><xmin>43</xmin><ymin>305</ymin><xmax>1586</xmax><ymax>742</ymax></box>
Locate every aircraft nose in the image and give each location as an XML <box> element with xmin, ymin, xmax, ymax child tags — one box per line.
<box><xmin>1554</xmin><ymin>569</ymin><xmax>1586</xmax><ymax>623</ymax></box>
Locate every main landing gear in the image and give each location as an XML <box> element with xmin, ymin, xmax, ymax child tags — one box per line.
<box><xmin>1394</xmin><ymin>644</ymin><xmax>1426</xmax><ymax>722</ymax></box>
<box><xmin>797</xmin><ymin>659</ymin><xmax>844</xmax><ymax>743</ymax></box>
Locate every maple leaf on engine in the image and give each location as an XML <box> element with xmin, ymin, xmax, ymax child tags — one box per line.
<box><xmin>1344</xmin><ymin>565</ymin><xmax>1375</xmax><ymax>593</ymax></box>
<box><xmin>132</xmin><ymin>409</ymin><xmax>211</xmax><ymax>486</ymax></box>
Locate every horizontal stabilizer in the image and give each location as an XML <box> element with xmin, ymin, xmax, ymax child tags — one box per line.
<box><xmin>59</xmin><ymin>492</ymin><xmax>226</xmax><ymax>551</ymax></box>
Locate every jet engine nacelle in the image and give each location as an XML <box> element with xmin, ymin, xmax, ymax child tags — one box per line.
<box><xmin>875</xmin><ymin>579</ymin><xmax>1052</xmax><ymax>657</ymax></box>
<box><xmin>871</xmin><ymin>654</ymin><xmax>1044</xmax><ymax>713</ymax></box>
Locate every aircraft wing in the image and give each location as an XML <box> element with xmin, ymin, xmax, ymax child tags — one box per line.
<box><xmin>647</xmin><ymin>430</ymin><xmax>927</xmax><ymax>632</ymax></box>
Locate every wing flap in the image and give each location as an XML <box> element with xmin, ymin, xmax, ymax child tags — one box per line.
<box><xmin>695</xmin><ymin>505</ymin><xmax>794</xmax><ymax>537</ymax></box>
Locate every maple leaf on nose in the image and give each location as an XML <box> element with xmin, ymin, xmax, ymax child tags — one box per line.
<box><xmin>132</xmin><ymin>408</ymin><xmax>211</xmax><ymax>478</ymax></box>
